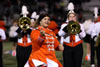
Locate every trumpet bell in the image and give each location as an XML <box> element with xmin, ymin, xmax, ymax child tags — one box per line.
<box><xmin>19</xmin><ymin>17</ymin><xmax>31</xmax><ymax>30</ymax></box>
<box><xmin>67</xmin><ymin>21</ymin><xmax>80</xmax><ymax>35</ymax></box>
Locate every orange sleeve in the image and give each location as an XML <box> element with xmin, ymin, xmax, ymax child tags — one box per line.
<box><xmin>31</xmin><ymin>30</ymin><xmax>44</xmax><ymax>44</ymax></box>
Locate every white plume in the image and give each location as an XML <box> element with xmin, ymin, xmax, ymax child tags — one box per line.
<box><xmin>21</xmin><ymin>5</ymin><xmax>29</xmax><ymax>17</ymax></box>
<box><xmin>31</xmin><ymin>12</ymin><xmax>37</xmax><ymax>19</ymax></box>
<box><xmin>67</xmin><ymin>2</ymin><xmax>74</xmax><ymax>11</ymax></box>
<box><xmin>94</xmin><ymin>7</ymin><xmax>98</xmax><ymax>18</ymax></box>
<box><xmin>31</xmin><ymin>11</ymin><xmax>39</xmax><ymax>22</ymax></box>
<box><xmin>36</xmin><ymin>15</ymin><xmax>39</xmax><ymax>19</ymax></box>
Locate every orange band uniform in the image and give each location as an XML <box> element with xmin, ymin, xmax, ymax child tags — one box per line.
<box><xmin>28</xmin><ymin>26</ymin><xmax>62</xmax><ymax>67</ymax></box>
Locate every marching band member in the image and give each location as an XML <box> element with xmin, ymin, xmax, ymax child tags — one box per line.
<box><xmin>14</xmin><ymin>5</ymin><xmax>32</xmax><ymax>67</ymax></box>
<box><xmin>9</xmin><ymin>19</ymin><xmax>18</xmax><ymax>56</ymax></box>
<box><xmin>58</xmin><ymin>2</ymin><xmax>86</xmax><ymax>67</ymax></box>
<box><xmin>0</xmin><ymin>20</ymin><xmax>6</xmax><ymax>67</ymax></box>
<box><xmin>24</xmin><ymin>13</ymin><xmax>64</xmax><ymax>67</ymax></box>
<box><xmin>87</xmin><ymin>7</ymin><xmax>100</xmax><ymax>67</ymax></box>
<box><xmin>91</xmin><ymin>21</ymin><xmax>100</xmax><ymax>67</ymax></box>
<box><xmin>83</xmin><ymin>18</ymin><xmax>92</xmax><ymax>61</ymax></box>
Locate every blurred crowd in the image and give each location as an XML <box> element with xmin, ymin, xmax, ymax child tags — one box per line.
<box><xmin>0</xmin><ymin>0</ymin><xmax>95</xmax><ymax>38</ymax></box>
<box><xmin>0</xmin><ymin>0</ymin><xmax>92</xmax><ymax>26</ymax></box>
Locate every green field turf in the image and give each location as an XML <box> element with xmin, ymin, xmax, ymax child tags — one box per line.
<box><xmin>2</xmin><ymin>41</ymin><xmax>97</xmax><ymax>67</ymax></box>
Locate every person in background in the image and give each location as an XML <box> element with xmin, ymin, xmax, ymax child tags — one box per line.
<box><xmin>0</xmin><ymin>19</ymin><xmax>6</xmax><ymax>67</ymax></box>
<box><xmin>24</xmin><ymin>13</ymin><xmax>64</xmax><ymax>67</ymax></box>
<box><xmin>9</xmin><ymin>19</ymin><xmax>18</xmax><ymax>56</ymax></box>
<box><xmin>14</xmin><ymin>5</ymin><xmax>32</xmax><ymax>67</ymax></box>
<box><xmin>58</xmin><ymin>2</ymin><xmax>86</xmax><ymax>67</ymax></box>
<box><xmin>91</xmin><ymin>18</ymin><xmax>100</xmax><ymax>67</ymax></box>
<box><xmin>87</xmin><ymin>7</ymin><xmax>100</xmax><ymax>67</ymax></box>
<box><xmin>83</xmin><ymin>18</ymin><xmax>92</xmax><ymax>61</ymax></box>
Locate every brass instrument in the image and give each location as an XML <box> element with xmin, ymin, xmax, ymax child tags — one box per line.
<box><xmin>95</xmin><ymin>34</ymin><xmax>100</xmax><ymax>47</ymax></box>
<box><xmin>19</xmin><ymin>17</ymin><xmax>31</xmax><ymax>30</ymax></box>
<box><xmin>67</xmin><ymin>21</ymin><xmax>80</xmax><ymax>35</ymax></box>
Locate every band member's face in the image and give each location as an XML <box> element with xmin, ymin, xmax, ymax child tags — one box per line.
<box><xmin>40</xmin><ymin>16</ymin><xmax>50</xmax><ymax>28</ymax></box>
<box><xmin>13</xmin><ymin>22</ymin><xmax>18</xmax><ymax>26</ymax></box>
<box><xmin>68</xmin><ymin>13</ymin><xmax>77</xmax><ymax>21</ymax></box>
<box><xmin>30</xmin><ymin>21</ymin><xmax>36</xmax><ymax>27</ymax></box>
